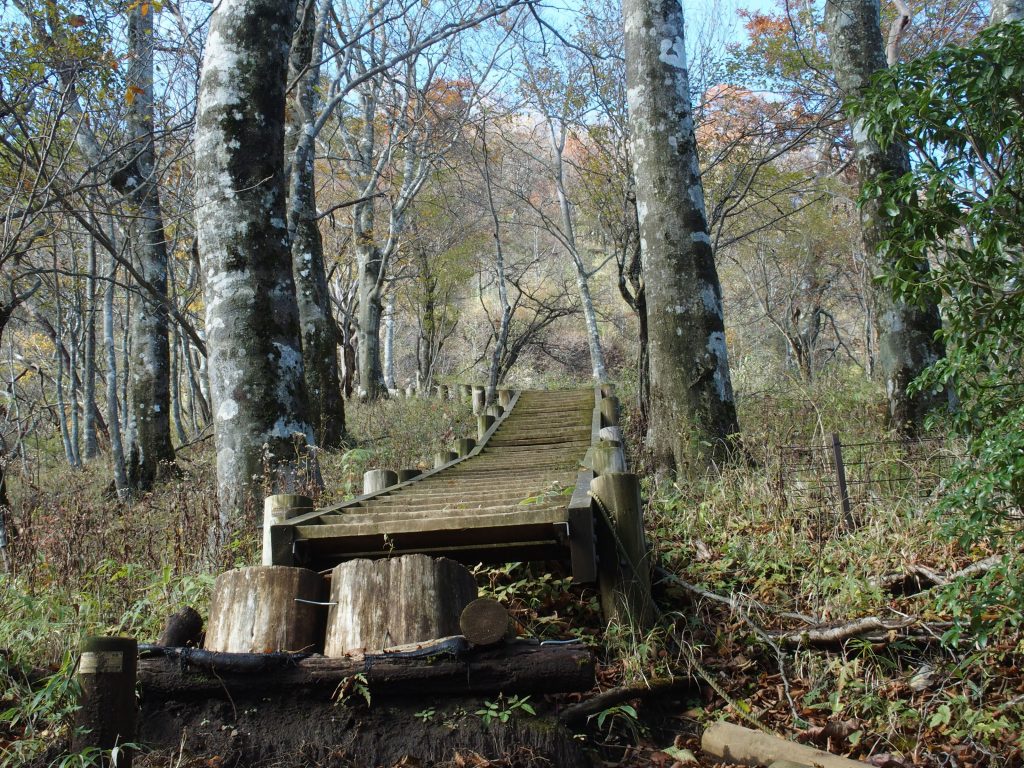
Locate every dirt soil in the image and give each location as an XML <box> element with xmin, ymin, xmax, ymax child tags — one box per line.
<box><xmin>139</xmin><ymin>690</ymin><xmax>590</xmax><ymax>768</ymax></box>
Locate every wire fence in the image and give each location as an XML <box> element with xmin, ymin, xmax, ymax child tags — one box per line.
<box><xmin>775</xmin><ymin>434</ymin><xmax>955</xmax><ymax>531</ymax></box>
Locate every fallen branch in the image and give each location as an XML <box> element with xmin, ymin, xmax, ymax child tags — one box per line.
<box><xmin>655</xmin><ymin>567</ymin><xmax>820</xmax><ymax>625</ymax></box>
<box><xmin>872</xmin><ymin>555</ymin><xmax>1003</xmax><ymax>596</ymax></box>
<box><xmin>558</xmin><ymin>676</ymin><xmax>698</xmax><ymax>725</ymax></box>
<box><xmin>770</xmin><ymin>617</ymin><xmax>953</xmax><ymax>649</ymax></box>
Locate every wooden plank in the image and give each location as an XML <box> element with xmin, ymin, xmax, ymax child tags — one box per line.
<box><xmin>295</xmin><ymin>507</ymin><xmax>568</xmax><ymax>538</ymax></box>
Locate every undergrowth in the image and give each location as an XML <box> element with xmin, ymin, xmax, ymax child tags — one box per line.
<box><xmin>1</xmin><ymin>376</ymin><xmax>1022</xmax><ymax>766</ymax></box>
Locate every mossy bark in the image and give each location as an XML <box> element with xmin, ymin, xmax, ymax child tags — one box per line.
<box><xmin>825</xmin><ymin>0</ymin><xmax>946</xmax><ymax>433</ymax></box>
<box><xmin>195</xmin><ymin>0</ymin><xmax>314</xmax><ymax>522</ymax></box>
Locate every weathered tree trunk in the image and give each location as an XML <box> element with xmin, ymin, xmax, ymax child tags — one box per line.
<box><xmin>285</xmin><ymin>0</ymin><xmax>345</xmax><ymax>448</ymax></box>
<box><xmin>195</xmin><ymin>0</ymin><xmax>314</xmax><ymax>523</ymax></box>
<box><xmin>623</xmin><ymin>0</ymin><xmax>741</xmax><ymax>472</ymax></box>
<box><xmin>824</xmin><ymin>0</ymin><xmax>945</xmax><ymax>434</ymax></box>
<box><xmin>324</xmin><ymin>555</ymin><xmax>477</xmax><ymax>656</ymax></box>
<box><xmin>124</xmin><ymin>2</ymin><xmax>175</xmax><ymax>488</ymax></box>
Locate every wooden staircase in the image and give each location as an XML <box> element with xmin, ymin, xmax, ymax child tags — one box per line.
<box><xmin>270</xmin><ymin>388</ymin><xmax>600</xmax><ymax>577</ymax></box>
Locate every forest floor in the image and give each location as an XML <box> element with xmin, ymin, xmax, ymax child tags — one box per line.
<box><xmin>1</xmin><ymin>373</ymin><xmax>1022</xmax><ymax>767</ymax></box>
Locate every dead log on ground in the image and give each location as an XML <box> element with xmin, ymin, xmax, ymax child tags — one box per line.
<box><xmin>138</xmin><ymin>642</ymin><xmax>593</xmax><ymax>699</ymax></box>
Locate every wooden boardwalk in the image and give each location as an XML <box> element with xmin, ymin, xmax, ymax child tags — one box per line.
<box><xmin>271</xmin><ymin>388</ymin><xmax>600</xmax><ymax>576</ymax></box>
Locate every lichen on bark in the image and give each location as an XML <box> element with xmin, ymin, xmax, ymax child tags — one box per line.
<box><xmin>196</xmin><ymin>0</ymin><xmax>316</xmax><ymax>522</ymax></box>
<box><xmin>623</xmin><ymin>0</ymin><xmax>741</xmax><ymax>472</ymax></box>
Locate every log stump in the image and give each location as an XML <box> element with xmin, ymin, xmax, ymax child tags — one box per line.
<box><xmin>477</xmin><ymin>414</ymin><xmax>495</xmax><ymax>441</ymax></box>
<box><xmin>324</xmin><ymin>555</ymin><xmax>478</xmax><ymax>655</ymax></box>
<box><xmin>397</xmin><ymin>468</ymin><xmax>422</xmax><ymax>482</ymax></box>
<box><xmin>205</xmin><ymin>566</ymin><xmax>324</xmax><ymax>653</ymax></box>
<box><xmin>434</xmin><ymin>450</ymin><xmax>458</xmax><ymax>468</ymax></box>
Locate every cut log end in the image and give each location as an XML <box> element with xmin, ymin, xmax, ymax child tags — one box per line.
<box><xmin>459</xmin><ymin>598</ymin><xmax>511</xmax><ymax>646</ymax></box>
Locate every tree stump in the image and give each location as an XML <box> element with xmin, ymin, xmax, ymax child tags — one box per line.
<box><xmin>205</xmin><ymin>566</ymin><xmax>324</xmax><ymax>653</ymax></box>
<box><xmin>263</xmin><ymin>494</ymin><xmax>313</xmax><ymax>565</ymax></box>
<box><xmin>364</xmin><ymin>469</ymin><xmax>398</xmax><ymax>495</ymax></box>
<box><xmin>73</xmin><ymin>636</ymin><xmax>138</xmax><ymax>767</ymax></box>
<box><xmin>324</xmin><ymin>555</ymin><xmax>478</xmax><ymax>655</ymax></box>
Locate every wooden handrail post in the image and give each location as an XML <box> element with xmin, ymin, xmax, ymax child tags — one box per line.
<box><xmin>73</xmin><ymin>636</ymin><xmax>138</xmax><ymax>767</ymax></box>
<box><xmin>591</xmin><ymin>472</ymin><xmax>654</xmax><ymax>631</ymax></box>
<box><xmin>454</xmin><ymin>438</ymin><xmax>476</xmax><ymax>458</ymax></box>
<box><xmin>364</xmin><ymin>469</ymin><xmax>398</xmax><ymax>495</ymax></box>
<box><xmin>434</xmin><ymin>450</ymin><xmax>458</xmax><ymax>468</ymax></box>
<box><xmin>599</xmin><ymin>396</ymin><xmax>620</xmax><ymax>428</ymax></box>
<box><xmin>263</xmin><ymin>494</ymin><xmax>313</xmax><ymax>566</ymax></box>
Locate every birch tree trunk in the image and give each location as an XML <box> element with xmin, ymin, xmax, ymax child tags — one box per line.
<box><xmin>382</xmin><ymin>292</ymin><xmax>396</xmax><ymax>391</ymax></box>
<box><xmin>124</xmin><ymin>2</ymin><xmax>175</xmax><ymax>488</ymax></box>
<box><xmin>286</xmin><ymin>0</ymin><xmax>345</xmax><ymax>447</ymax></box>
<box><xmin>479</xmin><ymin>126</ymin><xmax>511</xmax><ymax>405</ymax></box>
<box><xmin>549</xmin><ymin>124</ymin><xmax>607</xmax><ymax>383</ymax></box>
<box><xmin>82</xmin><ymin>235</ymin><xmax>99</xmax><ymax>459</ymax></box>
<box><xmin>195</xmin><ymin>0</ymin><xmax>315</xmax><ymax>523</ymax></box>
<box><xmin>104</xmin><ymin>258</ymin><xmax>129</xmax><ymax>497</ymax></box>
<box><xmin>824</xmin><ymin>0</ymin><xmax>946</xmax><ymax>433</ymax></box>
<box><xmin>623</xmin><ymin>0</ymin><xmax>741</xmax><ymax>472</ymax></box>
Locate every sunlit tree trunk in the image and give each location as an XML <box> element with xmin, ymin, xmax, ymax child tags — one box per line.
<box><xmin>196</xmin><ymin>0</ymin><xmax>315</xmax><ymax>523</ymax></box>
<box><xmin>123</xmin><ymin>2</ymin><xmax>175</xmax><ymax>488</ymax></box>
<box><xmin>382</xmin><ymin>292</ymin><xmax>396</xmax><ymax>391</ymax></box>
<box><xmin>623</xmin><ymin>0</ymin><xmax>741</xmax><ymax>472</ymax></box>
<box><xmin>286</xmin><ymin>0</ymin><xmax>345</xmax><ymax>446</ymax></box>
<box><xmin>825</xmin><ymin>0</ymin><xmax>946</xmax><ymax>433</ymax></box>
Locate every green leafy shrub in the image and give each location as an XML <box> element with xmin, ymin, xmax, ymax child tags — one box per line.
<box><xmin>855</xmin><ymin>21</ymin><xmax>1024</xmax><ymax>642</ymax></box>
